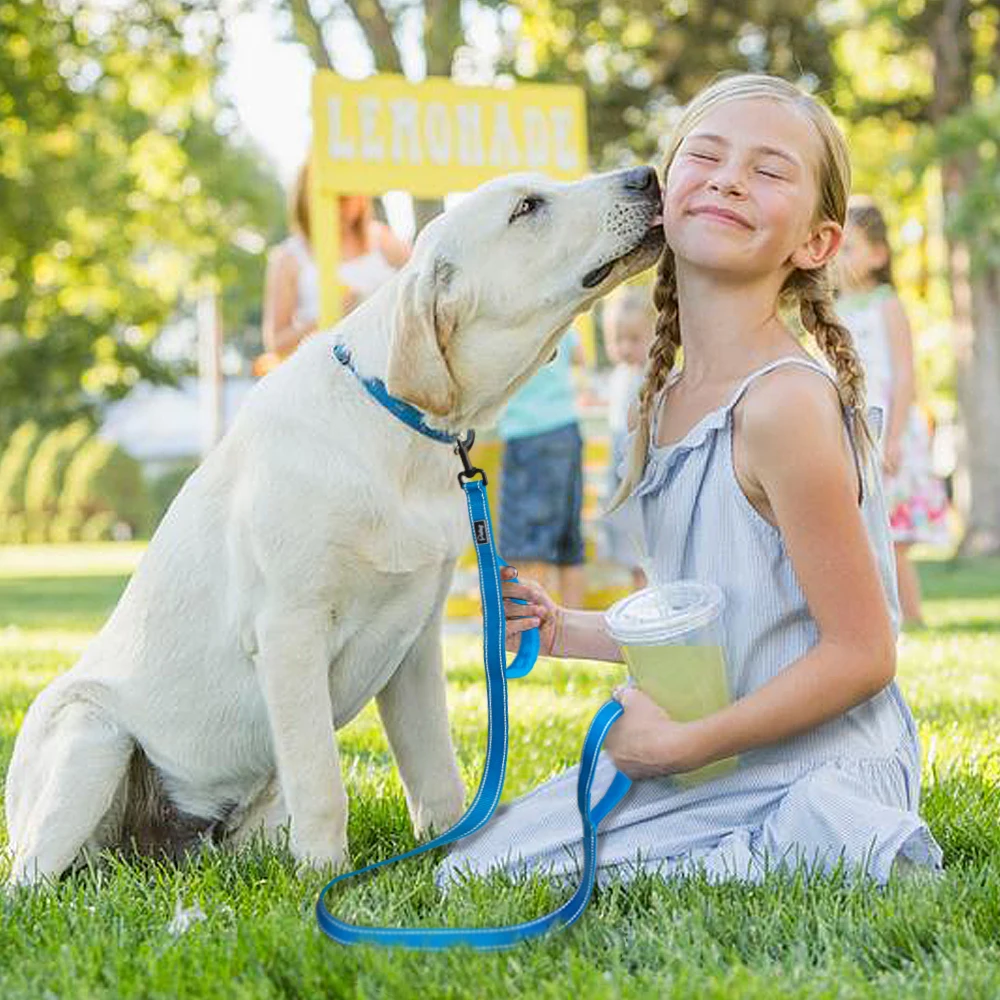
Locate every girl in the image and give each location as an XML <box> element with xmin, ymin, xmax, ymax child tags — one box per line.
<box><xmin>435</xmin><ymin>74</ymin><xmax>942</xmax><ymax>889</ymax></box>
<box><xmin>601</xmin><ymin>285</ymin><xmax>657</xmax><ymax>589</ymax></box>
<box><xmin>257</xmin><ymin>162</ymin><xmax>410</xmax><ymax>374</ymax></box>
<box><xmin>837</xmin><ymin>199</ymin><xmax>950</xmax><ymax>626</ymax></box>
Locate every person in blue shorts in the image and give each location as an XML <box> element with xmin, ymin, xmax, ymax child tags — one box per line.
<box><xmin>497</xmin><ymin>330</ymin><xmax>587</xmax><ymax>608</ymax></box>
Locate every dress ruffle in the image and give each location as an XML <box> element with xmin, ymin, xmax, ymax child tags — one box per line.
<box><xmin>434</xmin><ymin>750</ymin><xmax>942</xmax><ymax>891</ymax></box>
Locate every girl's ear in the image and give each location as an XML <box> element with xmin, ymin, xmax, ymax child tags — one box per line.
<box><xmin>790</xmin><ymin>220</ymin><xmax>843</xmax><ymax>272</ymax></box>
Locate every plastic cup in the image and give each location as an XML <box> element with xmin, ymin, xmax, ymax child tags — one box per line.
<box><xmin>605</xmin><ymin>581</ymin><xmax>736</xmax><ymax>786</ymax></box>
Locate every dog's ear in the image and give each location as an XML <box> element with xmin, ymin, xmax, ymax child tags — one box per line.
<box><xmin>386</xmin><ymin>257</ymin><xmax>459</xmax><ymax>417</ymax></box>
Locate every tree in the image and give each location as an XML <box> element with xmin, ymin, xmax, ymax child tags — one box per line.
<box><xmin>0</xmin><ymin>0</ymin><xmax>287</xmax><ymax>438</ymax></box>
<box><xmin>829</xmin><ymin>0</ymin><xmax>1000</xmax><ymax>554</ymax></box>
<box><xmin>504</xmin><ymin>0</ymin><xmax>838</xmax><ymax>166</ymax></box>
<box><xmin>275</xmin><ymin>0</ymin><xmax>466</xmax><ymax>231</ymax></box>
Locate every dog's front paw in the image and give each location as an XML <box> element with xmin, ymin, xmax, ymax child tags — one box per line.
<box><xmin>413</xmin><ymin>780</ymin><xmax>466</xmax><ymax>840</ymax></box>
<box><xmin>291</xmin><ymin>825</ymin><xmax>350</xmax><ymax>874</ymax></box>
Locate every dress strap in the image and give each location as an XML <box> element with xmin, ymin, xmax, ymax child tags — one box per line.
<box><xmin>728</xmin><ymin>357</ymin><xmax>866</xmax><ymax>505</ymax></box>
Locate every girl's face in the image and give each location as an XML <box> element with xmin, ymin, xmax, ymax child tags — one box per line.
<box><xmin>339</xmin><ymin>194</ymin><xmax>369</xmax><ymax>224</ymax></box>
<box><xmin>610</xmin><ymin>319</ymin><xmax>652</xmax><ymax>365</ymax></box>
<box><xmin>663</xmin><ymin>97</ymin><xmax>840</xmax><ymax>280</ymax></box>
<box><xmin>837</xmin><ymin>223</ymin><xmax>887</xmax><ymax>292</ymax></box>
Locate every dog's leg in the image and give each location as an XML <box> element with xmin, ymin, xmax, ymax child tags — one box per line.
<box><xmin>376</xmin><ymin>607</ymin><xmax>466</xmax><ymax>839</ymax></box>
<box><xmin>7</xmin><ymin>701</ymin><xmax>132</xmax><ymax>888</ymax></box>
<box><xmin>256</xmin><ymin>608</ymin><xmax>349</xmax><ymax>870</ymax></box>
<box><xmin>227</xmin><ymin>775</ymin><xmax>290</xmax><ymax>852</ymax></box>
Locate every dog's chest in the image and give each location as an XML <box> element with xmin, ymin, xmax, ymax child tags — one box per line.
<box><xmin>326</xmin><ymin>568</ymin><xmax>448</xmax><ymax>728</ymax></box>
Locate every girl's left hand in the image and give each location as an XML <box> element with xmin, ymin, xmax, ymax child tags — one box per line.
<box><xmin>604</xmin><ymin>686</ymin><xmax>707</xmax><ymax>779</ymax></box>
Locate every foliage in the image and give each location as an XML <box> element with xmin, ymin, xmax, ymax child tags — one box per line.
<box><xmin>0</xmin><ymin>421</ymin><xmax>41</xmax><ymax>542</ymax></box>
<box><xmin>0</xmin><ymin>0</ymin><xmax>287</xmax><ymax>438</ymax></box>
<box><xmin>22</xmin><ymin>420</ymin><xmax>92</xmax><ymax>542</ymax></box>
<box><xmin>916</xmin><ymin>92</ymin><xmax>1000</xmax><ymax>273</ymax></box>
<box><xmin>502</xmin><ymin>0</ymin><xmax>837</xmax><ymax>167</ymax></box>
<box><xmin>59</xmin><ymin>436</ymin><xmax>152</xmax><ymax>539</ymax></box>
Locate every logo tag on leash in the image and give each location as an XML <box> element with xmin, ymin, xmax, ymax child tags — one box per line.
<box><xmin>473</xmin><ymin>519</ymin><xmax>489</xmax><ymax>545</ymax></box>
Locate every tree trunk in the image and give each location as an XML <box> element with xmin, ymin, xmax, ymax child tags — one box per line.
<box><xmin>929</xmin><ymin>0</ymin><xmax>1000</xmax><ymax>553</ymax></box>
<box><xmin>945</xmin><ymin>155</ymin><xmax>1000</xmax><ymax>554</ymax></box>
<box><xmin>408</xmin><ymin>0</ymin><xmax>463</xmax><ymax>235</ymax></box>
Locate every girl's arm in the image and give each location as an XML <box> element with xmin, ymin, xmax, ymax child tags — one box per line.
<box><xmin>609</xmin><ymin>369</ymin><xmax>896</xmax><ymax>778</ymax></box>
<box><xmin>882</xmin><ymin>294</ymin><xmax>916</xmax><ymax>473</ymax></box>
<box><xmin>682</xmin><ymin>370</ymin><xmax>896</xmax><ymax>768</ymax></box>
<box><xmin>501</xmin><ymin>568</ymin><xmax>623</xmax><ymax>662</ymax></box>
<box><xmin>374</xmin><ymin>221</ymin><xmax>412</xmax><ymax>269</ymax></box>
<box><xmin>262</xmin><ymin>247</ymin><xmax>314</xmax><ymax>356</ymax></box>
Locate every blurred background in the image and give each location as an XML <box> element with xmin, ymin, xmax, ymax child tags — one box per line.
<box><xmin>1</xmin><ymin>0</ymin><xmax>998</xmax><ymax>614</ymax></box>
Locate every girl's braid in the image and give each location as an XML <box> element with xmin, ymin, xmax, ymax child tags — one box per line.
<box><xmin>609</xmin><ymin>246</ymin><xmax>681</xmax><ymax>510</ymax></box>
<box><xmin>792</xmin><ymin>266</ymin><xmax>875</xmax><ymax>467</ymax></box>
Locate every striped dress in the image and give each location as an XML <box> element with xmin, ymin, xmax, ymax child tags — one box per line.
<box><xmin>435</xmin><ymin>358</ymin><xmax>942</xmax><ymax>888</ymax></box>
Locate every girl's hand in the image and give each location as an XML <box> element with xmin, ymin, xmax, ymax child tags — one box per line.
<box><xmin>605</xmin><ymin>685</ymin><xmax>706</xmax><ymax>779</ymax></box>
<box><xmin>500</xmin><ymin>566</ymin><xmax>561</xmax><ymax>656</ymax></box>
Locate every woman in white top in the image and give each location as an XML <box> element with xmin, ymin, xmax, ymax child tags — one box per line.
<box><xmin>259</xmin><ymin>162</ymin><xmax>410</xmax><ymax>368</ymax></box>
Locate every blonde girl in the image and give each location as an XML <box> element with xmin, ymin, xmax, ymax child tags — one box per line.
<box><xmin>436</xmin><ymin>74</ymin><xmax>941</xmax><ymax>889</ymax></box>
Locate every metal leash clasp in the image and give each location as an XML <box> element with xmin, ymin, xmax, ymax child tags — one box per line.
<box><xmin>455</xmin><ymin>430</ymin><xmax>487</xmax><ymax>486</ymax></box>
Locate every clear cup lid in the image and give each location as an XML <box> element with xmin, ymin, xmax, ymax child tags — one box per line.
<box><xmin>604</xmin><ymin>580</ymin><xmax>725</xmax><ymax>645</ymax></box>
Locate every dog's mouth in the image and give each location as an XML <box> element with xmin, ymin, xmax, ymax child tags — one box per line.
<box><xmin>582</xmin><ymin>222</ymin><xmax>665</xmax><ymax>289</ymax></box>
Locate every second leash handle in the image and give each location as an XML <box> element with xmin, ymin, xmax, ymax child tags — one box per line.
<box><xmin>496</xmin><ymin>556</ymin><xmax>540</xmax><ymax>678</ymax></box>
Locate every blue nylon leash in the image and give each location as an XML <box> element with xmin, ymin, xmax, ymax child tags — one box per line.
<box><xmin>315</xmin><ymin>475</ymin><xmax>632</xmax><ymax>949</ymax></box>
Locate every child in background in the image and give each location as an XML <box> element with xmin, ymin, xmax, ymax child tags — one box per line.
<box><xmin>496</xmin><ymin>330</ymin><xmax>587</xmax><ymax>609</ymax></box>
<box><xmin>436</xmin><ymin>73</ymin><xmax>941</xmax><ymax>891</ymax></box>
<box><xmin>837</xmin><ymin>198</ymin><xmax>950</xmax><ymax>627</ymax></box>
<box><xmin>601</xmin><ymin>286</ymin><xmax>656</xmax><ymax>588</ymax></box>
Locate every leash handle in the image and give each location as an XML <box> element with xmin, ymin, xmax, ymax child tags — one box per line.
<box><xmin>496</xmin><ymin>555</ymin><xmax>540</xmax><ymax>678</ymax></box>
<box><xmin>314</xmin><ymin>477</ymin><xmax>630</xmax><ymax>950</ymax></box>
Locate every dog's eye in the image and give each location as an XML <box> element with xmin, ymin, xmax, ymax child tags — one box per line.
<box><xmin>509</xmin><ymin>195</ymin><xmax>545</xmax><ymax>223</ymax></box>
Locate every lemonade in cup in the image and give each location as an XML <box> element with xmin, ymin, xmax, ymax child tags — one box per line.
<box><xmin>605</xmin><ymin>581</ymin><xmax>736</xmax><ymax>786</ymax></box>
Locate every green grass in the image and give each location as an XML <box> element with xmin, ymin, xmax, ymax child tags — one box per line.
<box><xmin>1</xmin><ymin>544</ymin><xmax>998</xmax><ymax>999</ymax></box>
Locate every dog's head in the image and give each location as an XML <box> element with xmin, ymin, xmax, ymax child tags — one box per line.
<box><xmin>386</xmin><ymin>167</ymin><xmax>664</xmax><ymax>428</ymax></box>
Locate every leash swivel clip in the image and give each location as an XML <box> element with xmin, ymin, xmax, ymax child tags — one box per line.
<box><xmin>455</xmin><ymin>430</ymin><xmax>487</xmax><ymax>486</ymax></box>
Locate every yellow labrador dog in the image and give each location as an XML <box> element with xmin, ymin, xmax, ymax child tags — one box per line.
<box><xmin>5</xmin><ymin>167</ymin><xmax>663</xmax><ymax>887</ymax></box>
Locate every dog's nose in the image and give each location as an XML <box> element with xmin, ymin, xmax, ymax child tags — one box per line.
<box><xmin>621</xmin><ymin>166</ymin><xmax>660</xmax><ymax>196</ymax></box>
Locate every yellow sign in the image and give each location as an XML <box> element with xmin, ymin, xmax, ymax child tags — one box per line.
<box><xmin>309</xmin><ymin>72</ymin><xmax>588</xmax><ymax>325</ymax></box>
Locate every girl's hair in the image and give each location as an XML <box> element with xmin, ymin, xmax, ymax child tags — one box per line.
<box><xmin>288</xmin><ymin>161</ymin><xmax>373</xmax><ymax>252</ymax></box>
<box><xmin>846</xmin><ymin>197</ymin><xmax>895</xmax><ymax>287</ymax></box>
<box><xmin>611</xmin><ymin>73</ymin><xmax>871</xmax><ymax>510</ymax></box>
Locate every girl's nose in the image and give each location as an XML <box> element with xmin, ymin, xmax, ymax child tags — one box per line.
<box><xmin>707</xmin><ymin>169</ymin><xmax>746</xmax><ymax>197</ymax></box>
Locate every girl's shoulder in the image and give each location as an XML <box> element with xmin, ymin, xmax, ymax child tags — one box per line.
<box><xmin>735</xmin><ymin>359</ymin><xmax>844</xmax><ymax>446</ymax></box>
<box><xmin>268</xmin><ymin>234</ymin><xmax>308</xmax><ymax>269</ymax></box>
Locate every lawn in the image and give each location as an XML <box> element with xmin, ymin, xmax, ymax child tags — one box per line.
<box><xmin>1</xmin><ymin>544</ymin><xmax>998</xmax><ymax>999</ymax></box>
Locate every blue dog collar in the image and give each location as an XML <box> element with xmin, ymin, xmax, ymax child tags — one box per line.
<box><xmin>333</xmin><ymin>342</ymin><xmax>466</xmax><ymax>446</ymax></box>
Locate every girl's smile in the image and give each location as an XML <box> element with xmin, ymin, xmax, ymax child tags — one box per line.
<box><xmin>688</xmin><ymin>204</ymin><xmax>755</xmax><ymax>230</ymax></box>
<box><xmin>663</xmin><ymin>97</ymin><xmax>828</xmax><ymax>277</ymax></box>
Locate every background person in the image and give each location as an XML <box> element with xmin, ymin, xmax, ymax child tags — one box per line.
<box><xmin>497</xmin><ymin>330</ymin><xmax>588</xmax><ymax>609</ymax></box>
<box><xmin>257</xmin><ymin>162</ymin><xmax>410</xmax><ymax>372</ymax></box>
<box><xmin>836</xmin><ymin>197</ymin><xmax>950</xmax><ymax>627</ymax></box>
<box><xmin>600</xmin><ymin>285</ymin><xmax>657</xmax><ymax>588</ymax></box>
